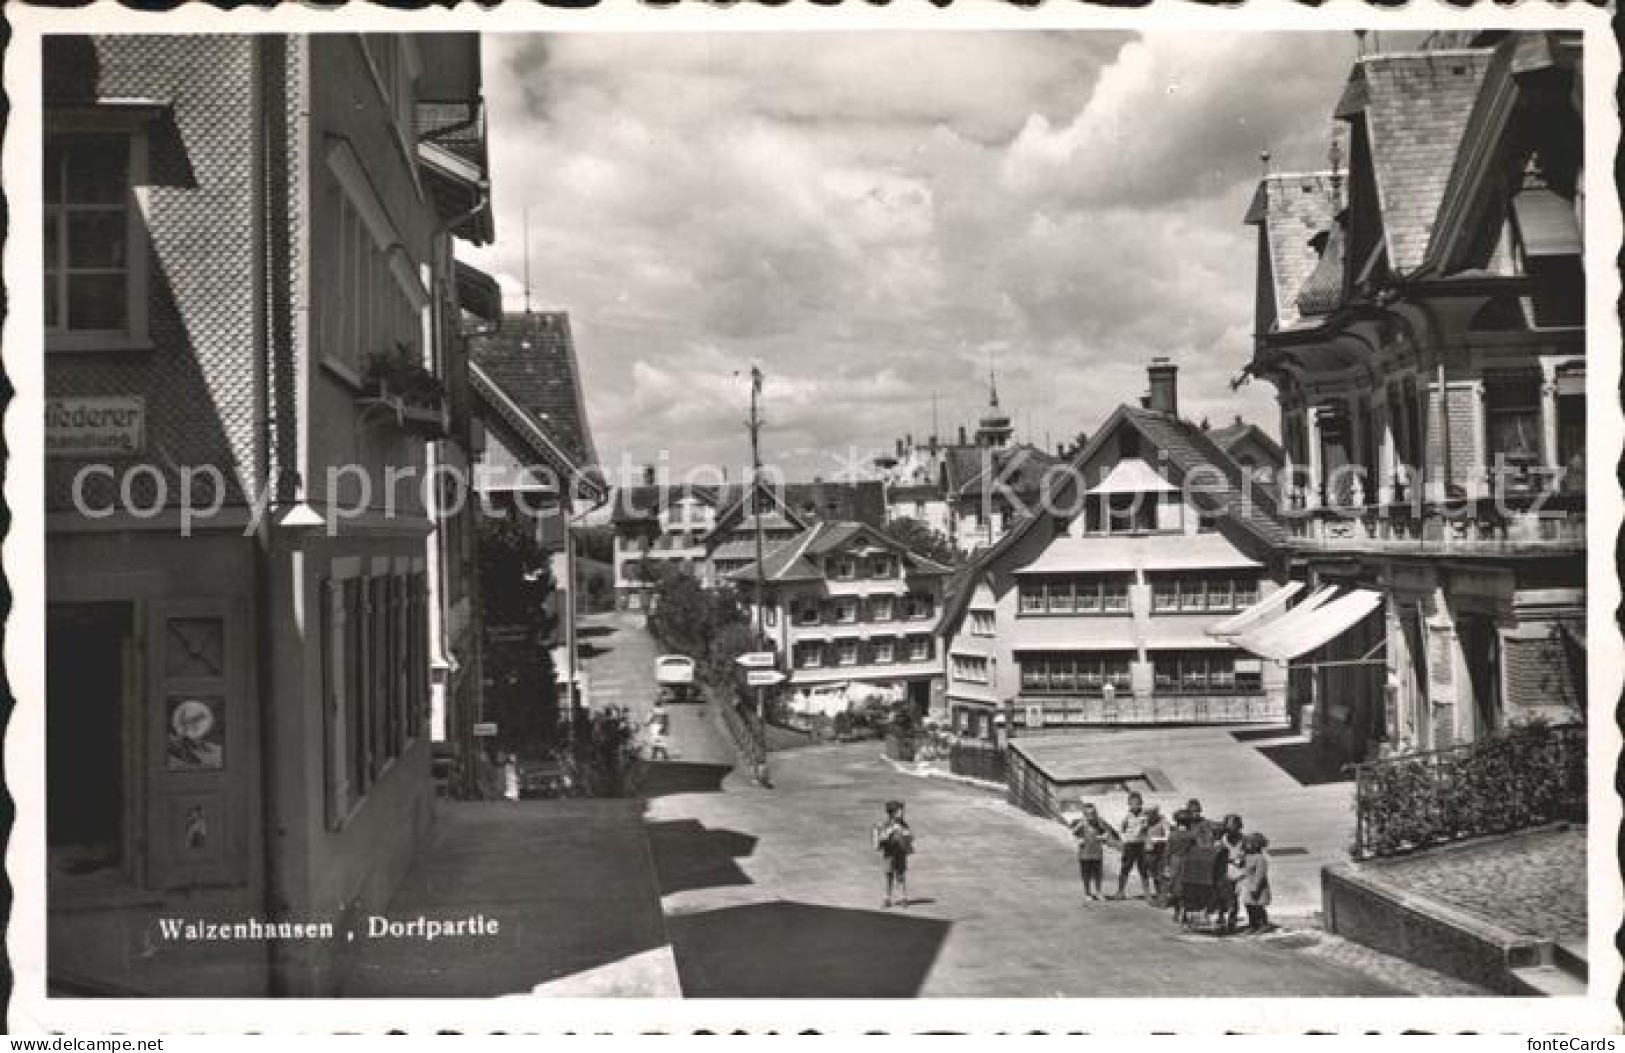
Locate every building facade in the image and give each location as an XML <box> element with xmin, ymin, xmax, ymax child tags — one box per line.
<box><xmin>1245</xmin><ymin>31</ymin><xmax>1586</xmax><ymax>764</ymax></box>
<box><xmin>610</xmin><ymin>478</ymin><xmax>886</xmax><ymax>607</ymax></box>
<box><xmin>937</xmin><ymin>364</ymin><xmax>1293</xmax><ymax>739</ymax></box>
<box><xmin>731</xmin><ymin>522</ymin><xmax>951</xmax><ymax>714</ymax></box>
<box><xmin>43</xmin><ymin>32</ymin><xmax>493</xmax><ymax>995</ymax></box>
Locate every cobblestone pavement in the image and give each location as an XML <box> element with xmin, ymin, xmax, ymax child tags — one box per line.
<box><xmin>1359</xmin><ymin>826</ymin><xmax>1586</xmax><ymax>945</ymax></box>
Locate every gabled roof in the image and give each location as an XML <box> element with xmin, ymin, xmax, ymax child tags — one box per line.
<box><xmin>471</xmin><ymin>359</ymin><xmax>605</xmax><ymax>501</ymax></box>
<box><xmin>706</xmin><ymin>478</ymin><xmax>886</xmax><ymax>542</ymax></box>
<box><xmin>1423</xmin><ymin>31</ymin><xmax>1583</xmax><ymax>277</ymax></box>
<box><xmin>609</xmin><ymin>484</ymin><xmax>738</xmax><ymax>526</ymax></box>
<box><xmin>1345</xmin><ymin>48</ymin><xmax>1497</xmax><ymax>274</ymax></box>
<box><xmin>940</xmin><ymin>442</ymin><xmax>1062</xmax><ymax>500</ymax></box>
<box><xmin>1245</xmin><ymin>172</ymin><xmax>1338</xmax><ymax>333</ymax></box>
<box><xmin>726</xmin><ymin>521</ymin><xmax>953</xmax><ymax>584</ymax></box>
<box><xmin>934</xmin><ymin>403</ymin><xmax>1289</xmax><ymax>638</ymax></box>
<box><xmin>1207</xmin><ymin>419</ymin><xmax>1286</xmax><ymax>469</ymax></box>
<box><xmin>471</xmin><ymin>312</ymin><xmax>597</xmax><ymax>471</ymax></box>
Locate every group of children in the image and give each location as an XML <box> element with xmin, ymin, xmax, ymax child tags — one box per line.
<box><xmin>1067</xmin><ymin>792</ymin><xmax>1273</xmax><ymax>935</ymax></box>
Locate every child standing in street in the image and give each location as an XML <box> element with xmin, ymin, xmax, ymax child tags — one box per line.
<box><xmin>1242</xmin><ymin>832</ymin><xmax>1272</xmax><ymax>933</ymax></box>
<box><xmin>1069</xmin><ymin>803</ymin><xmax>1119</xmax><ymax>902</ymax></box>
<box><xmin>874</xmin><ymin>800</ymin><xmax>914</xmax><ymax>908</ymax></box>
<box><xmin>1113</xmin><ymin>792</ymin><xmax>1153</xmax><ymax>900</ymax></box>
<box><xmin>1143</xmin><ymin>804</ymin><xmax>1170</xmax><ymax>906</ymax></box>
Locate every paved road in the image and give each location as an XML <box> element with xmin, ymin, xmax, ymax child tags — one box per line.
<box><xmin>580</xmin><ymin>611</ymin><xmax>738</xmax><ymax>778</ymax></box>
<box><xmin>349</xmin><ymin>612</ymin><xmax>1480</xmax><ymax>998</ymax></box>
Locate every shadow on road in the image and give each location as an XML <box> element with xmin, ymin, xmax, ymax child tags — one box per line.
<box><xmin>666</xmin><ymin>900</ymin><xmax>951</xmax><ymax>997</ymax></box>
<box><xmin>577</xmin><ymin>625</ymin><xmax>617</xmax><ymax>639</ymax></box>
<box><xmin>641</xmin><ymin>760</ymin><xmax>734</xmax><ymax>798</ymax></box>
<box><xmin>577</xmin><ymin>641</ymin><xmax>613</xmax><ymax>659</ymax></box>
<box><xmin>1256</xmin><ymin>741</ymin><xmax>1350</xmax><ymax>786</ymax></box>
<box><xmin>644</xmin><ymin>818</ymin><xmax>757</xmax><ymax>897</ymax></box>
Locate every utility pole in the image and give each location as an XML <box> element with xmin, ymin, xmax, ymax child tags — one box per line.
<box><xmin>747</xmin><ymin>365</ymin><xmax>770</xmax><ymax>786</ymax></box>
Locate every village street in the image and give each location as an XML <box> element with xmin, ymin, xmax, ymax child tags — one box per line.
<box><xmin>345</xmin><ymin>612</ymin><xmax>1488</xmax><ymax>998</ymax></box>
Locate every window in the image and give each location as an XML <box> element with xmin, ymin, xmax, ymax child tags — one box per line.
<box><xmin>970</xmin><ymin>611</ymin><xmax>996</xmax><ymax>637</ymax></box>
<box><xmin>1019</xmin><ymin>576</ymin><xmax>1129</xmax><ymax>615</ymax></box>
<box><xmin>1485</xmin><ymin>371</ymin><xmax>1543</xmax><ymax>470</ymax></box>
<box><xmin>764</xmin><ymin>604</ymin><xmax>778</xmax><ymax>628</ymax></box>
<box><xmin>795</xmin><ymin>601</ymin><xmax>820</xmax><ymax>626</ymax></box>
<box><xmin>833</xmin><ymin>558</ymin><xmax>856</xmax><ymax>580</ymax></box>
<box><xmin>870</xmin><ymin>555</ymin><xmax>894</xmax><ymax>578</ymax></box>
<box><xmin>952</xmin><ymin>655</ymin><xmax>990</xmax><ymax>684</ymax></box>
<box><xmin>1152</xmin><ymin>652</ymin><xmax>1256</xmax><ymax>695</ymax></box>
<box><xmin>796</xmin><ymin>642</ymin><xmax>824</xmax><ymax>669</ymax></box>
<box><xmin>327</xmin><ymin>186</ymin><xmax>423</xmax><ymax>375</ymax></box>
<box><xmin>1556</xmin><ymin>365</ymin><xmax>1585</xmax><ymax>486</ymax></box>
<box><xmin>838</xmin><ymin>639</ymin><xmax>859</xmax><ymax>666</ymax></box>
<box><xmin>1109</xmin><ymin>493</ymin><xmax>1157</xmax><ymax>534</ymax></box>
<box><xmin>835</xmin><ymin>598</ymin><xmax>858</xmax><ymax>624</ymax></box>
<box><xmin>1147</xmin><ymin>574</ymin><xmax>1257</xmax><ymax>614</ymax></box>
<box><xmin>45</xmin><ymin>132</ymin><xmax>145</xmax><ymax>346</ymax></box>
<box><xmin>904</xmin><ymin>594</ymin><xmax>934</xmax><ymax>620</ymax></box>
<box><xmin>869</xmin><ymin>596</ymin><xmax>894</xmax><ymax>623</ymax></box>
<box><xmin>1019</xmin><ymin>652</ymin><xmax>1131</xmax><ymax>695</ymax></box>
<box><xmin>874</xmin><ymin>639</ymin><xmax>894</xmax><ymax>664</ymax></box>
<box><xmin>324</xmin><ymin>570</ymin><xmax>428</xmax><ymax>827</ymax></box>
<box><xmin>908</xmin><ymin>635</ymin><xmax>932</xmax><ymax>661</ymax></box>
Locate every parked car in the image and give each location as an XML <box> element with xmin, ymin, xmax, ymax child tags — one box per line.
<box><xmin>654</xmin><ymin>654</ymin><xmax>699</xmax><ymax>702</ymax></box>
<box><xmin>654</xmin><ymin>654</ymin><xmax>695</xmax><ymax>685</ymax></box>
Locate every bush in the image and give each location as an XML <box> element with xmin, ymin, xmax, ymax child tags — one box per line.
<box><xmin>1355</xmin><ymin>723</ymin><xmax>1584</xmax><ymax>857</ymax></box>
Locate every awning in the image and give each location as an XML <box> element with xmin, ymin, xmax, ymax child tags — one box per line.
<box><xmin>1012</xmin><ymin>640</ymin><xmax>1137</xmax><ymax>654</ymax></box>
<box><xmin>1207</xmin><ymin>581</ymin><xmax>1305</xmax><ymax>637</ymax></box>
<box><xmin>1139</xmin><ymin>542</ymin><xmax>1262</xmax><ymax>572</ymax></box>
<box><xmin>1087</xmin><ymin>457</ymin><xmax>1179</xmax><ymax>495</ymax></box>
<box><xmin>1513</xmin><ymin>187</ymin><xmax>1581</xmax><ymax>257</ymax></box>
<box><xmin>1233</xmin><ymin>588</ymin><xmax>1382</xmax><ymax>661</ymax></box>
<box><xmin>456</xmin><ymin>261</ymin><xmax>504</xmax><ymax>327</ymax></box>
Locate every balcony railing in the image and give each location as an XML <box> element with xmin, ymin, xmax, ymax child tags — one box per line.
<box><xmin>1014</xmin><ymin>693</ymin><xmax>1282</xmax><ymax>725</ymax></box>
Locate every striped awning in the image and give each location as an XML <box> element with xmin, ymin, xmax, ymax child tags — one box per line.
<box><xmin>1206</xmin><ymin>581</ymin><xmax>1305</xmax><ymax>637</ymax></box>
<box><xmin>1232</xmin><ymin>588</ymin><xmax>1382</xmax><ymax>661</ymax></box>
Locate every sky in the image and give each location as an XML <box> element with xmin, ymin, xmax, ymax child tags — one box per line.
<box><xmin>465</xmin><ymin>30</ymin><xmax>1365</xmax><ymax>483</ymax></box>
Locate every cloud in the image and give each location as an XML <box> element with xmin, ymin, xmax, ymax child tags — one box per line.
<box><xmin>466</xmin><ymin>31</ymin><xmax>1355</xmax><ymax>477</ymax></box>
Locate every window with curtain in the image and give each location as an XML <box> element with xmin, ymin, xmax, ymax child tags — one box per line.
<box><xmin>1484</xmin><ymin>371</ymin><xmax>1543</xmax><ymax>470</ymax></box>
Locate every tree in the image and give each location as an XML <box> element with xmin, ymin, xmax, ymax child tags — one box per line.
<box><xmin>572</xmin><ymin>523</ymin><xmax>616</xmax><ymax>565</ymax></box>
<box><xmin>1060</xmin><ymin>430</ymin><xmax>1090</xmax><ymax>459</ymax></box>
<box><xmin>883</xmin><ymin>516</ymin><xmax>960</xmax><ymax>568</ymax></box>
<box><xmin>478</xmin><ymin>514</ymin><xmax>561</xmax><ymax>756</ymax></box>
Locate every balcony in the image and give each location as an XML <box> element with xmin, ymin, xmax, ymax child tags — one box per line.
<box><xmin>1286</xmin><ymin>503</ymin><xmax>1585</xmax><ymax>557</ymax></box>
<box><xmin>1015</xmin><ymin>693</ymin><xmax>1282</xmax><ymax>726</ymax></box>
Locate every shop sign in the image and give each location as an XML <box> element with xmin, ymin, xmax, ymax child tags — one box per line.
<box><xmin>46</xmin><ymin>396</ymin><xmax>146</xmax><ymax>457</ymax></box>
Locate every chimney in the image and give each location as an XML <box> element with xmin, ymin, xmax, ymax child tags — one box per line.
<box><xmin>1234</xmin><ymin>414</ymin><xmax>1244</xmax><ymax>427</ymax></box>
<box><xmin>895</xmin><ymin>437</ymin><xmax>904</xmax><ymax>458</ymax></box>
<box><xmin>642</xmin><ymin>464</ymin><xmax>656</xmax><ymax>487</ymax></box>
<box><xmin>1147</xmin><ymin>358</ymin><xmax>1178</xmax><ymax>417</ymax></box>
<box><xmin>958</xmin><ymin>424</ymin><xmax>968</xmax><ymax>445</ymax></box>
<box><xmin>929</xmin><ymin>434</ymin><xmax>939</xmax><ymax>455</ymax></box>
